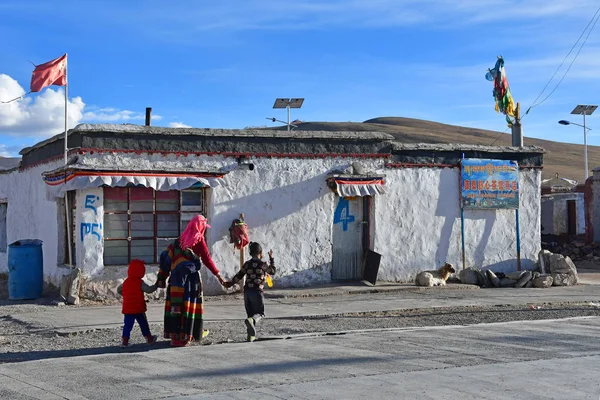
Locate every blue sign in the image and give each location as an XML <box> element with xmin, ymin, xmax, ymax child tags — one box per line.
<box><xmin>333</xmin><ymin>197</ymin><xmax>355</xmax><ymax>231</ymax></box>
<box><xmin>461</xmin><ymin>159</ymin><xmax>519</xmax><ymax>209</ymax></box>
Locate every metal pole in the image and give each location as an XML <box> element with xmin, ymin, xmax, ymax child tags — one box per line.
<box><xmin>64</xmin><ymin>54</ymin><xmax>68</xmax><ymax>165</ymax></box>
<box><xmin>287</xmin><ymin>105</ymin><xmax>291</xmax><ymax>131</ymax></box>
<box><xmin>516</xmin><ymin>209</ymin><xmax>521</xmax><ymax>271</ymax></box>
<box><xmin>239</xmin><ymin>213</ymin><xmax>245</xmax><ymax>294</ymax></box>
<box><xmin>460</xmin><ymin>155</ymin><xmax>466</xmax><ymax>270</ymax></box>
<box><xmin>64</xmin><ymin>54</ymin><xmax>73</xmax><ymax>266</ymax></box>
<box><xmin>584</xmin><ymin>110</ymin><xmax>588</xmax><ymax>180</ymax></box>
<box><xmin>511</xmin><ymin>102</ymin><xmax>523</xmax><ymax>147</ymax></box>
<box><xmin>461</xmin><ymin>208</ymin><xmax>466</xmax><ymax>270</ymax></box>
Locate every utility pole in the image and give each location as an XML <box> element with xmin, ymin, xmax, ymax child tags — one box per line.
<box><xmin>511</xmin><ymin>102</ymin><xmax>523</xmax><ymax>147</ymax></box>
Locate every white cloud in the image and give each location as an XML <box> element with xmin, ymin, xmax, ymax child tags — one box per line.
<box><xmin>168</xmin><ymin>122</ymin><xmax>192</xmax><ymax>128</ymax></box>
<box><xmin>83</xmin><ymin>107</ymin><xmax>163</xmax><ymax>122</ymax></box>
<box><xmin>0</xmin><ymin>74</ymin><xmax>84</xmax><ymax>137</ymax></box>
<box><xmin>0</xmin><ymin>74</ymin><xmax>161</xmax><ymax>138</ymax></box>
<box><xmin>0</xmin><ymin>145</ymin><xmax>11</xmax><ymax>157</ymax></box>
<box><xmin>89</xmin><ymin>0</ymin><xmax>596</xmax><ymax>36</ymax></box>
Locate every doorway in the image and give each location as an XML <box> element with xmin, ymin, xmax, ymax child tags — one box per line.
<box><xmin>567</xmin><ymin>200</ymin><xmax>577</xmax><ymax>236</ymax></box>
<box><xmin>332</xmin><ymin>196</ymin><xmax>370</xmax><ymax>280</ymax></box>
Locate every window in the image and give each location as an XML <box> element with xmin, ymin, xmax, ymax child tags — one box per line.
<box><xmin>103</xmin><ymin>186</ymin><xmax>207</xmax><ymax>265</ymax></box>
<box><xmin>0</xmin><ymin>202</ymin><xmax>6</xmax><ymax>253</ymax></box>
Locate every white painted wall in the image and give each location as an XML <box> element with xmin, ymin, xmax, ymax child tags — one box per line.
<box><xmin>65</xmin><ymin>152</ymin><xmax>383</xmax><ymax>294</ymax></box>
<box><xmin>541</xmin><ymin>197</ymin><xmax>554</xmax><ymax>235</ymax></box>
<box><xmin>0</xmin><ymin>161</ymin><xmax>68</xmax><ymax>285</ymax></box>
<box><xmin>0</xmin><ymin>151</ymin><xmax>543</xmax><ymax>292</ymax></box>
<box><xmin>76</xmin><ymin>188</ymin><xmax>104</xmax><ymax>276</ymax></box>
<box><xmin>541</xmin><ymin>193</ymin><xmax>585</xmax><ymax>235</ymax></box>
<box><xmin>208</xmin><ymin>157</ymin><xmax>382</xmax><ymax>294</ymax></box>
<box><xmin>374</xmin><ymin>168</ymin><xmax>541</xmax><ymax>280</ymax></box>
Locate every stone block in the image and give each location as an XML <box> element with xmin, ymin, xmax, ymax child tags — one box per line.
<box><xmin>537</xmin><ymin>250</ymin><xmax>552</xmax><ymax>274</ymax></box>
<box><xmin>500</xmin><ymin>278</ymin><xmax>516</xmax><ymax>288</ymax></box>
<box><xmin>552</xmin><ymin>273</ymin><xmax>578</xmax><ymax>286</ymax></box>
<box><xmin>505</xmin><ymin>271</ymin><xmax>525</xmax><ymax>280</ymax></box>
<box><xmin>532</xmin><ymin>275</ymin><xmax>553</xmax><ymax>288</ymax></box>
<box><xmin>459</xmin><ymin>268</ymin><xmax>479</xmax><ymax>285</ymax></box>
<box><xmin>547</xmin><ymin>254</ymin><xmax>579</xmax><ymax>285</ymax></box>
<box><xmin>67</xmin><ymin>268</ymin><xmax>82</xmax><ymax>305</ymax></box>
<box><xmin>486</xmin><ymin>270</ymin><xmax>501</xmax><ymax>288</ymax></box>
<box><xmin>515</xmin><ymin>271</ymin><xmax>533</xmax><ymax>288</ymax></box>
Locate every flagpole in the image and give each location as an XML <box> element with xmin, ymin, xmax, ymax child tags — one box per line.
<box><xmin>64</xmin><ymin>53</ymin><xmax>73</xmax><ymax>266</ymax></box>
<box><xmin>64</xmin><ymin>53</ymin><xmax>68</xmax><ymax>165</ymax></box>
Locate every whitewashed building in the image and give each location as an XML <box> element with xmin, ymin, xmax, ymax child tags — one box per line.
<box><xmin>0</xmin><ymin>124</ymin><xmax>544</xmax><ymax>295</ymax></box>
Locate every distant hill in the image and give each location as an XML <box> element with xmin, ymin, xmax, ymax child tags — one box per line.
<box><xmin>273</xmin><ymin>117</ymin><xmax>595</xmax><ymax>181</ymax></box>
<box><xmin>0</xmin><ymin>157</ymin><xmax>20</xmax><ymax>171</ymax></box>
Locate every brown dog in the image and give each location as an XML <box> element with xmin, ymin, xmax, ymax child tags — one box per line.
<box><xmin>415</xmin><ymin>263</ymin><xmax>456</xmax><ymax>287</ymax></box>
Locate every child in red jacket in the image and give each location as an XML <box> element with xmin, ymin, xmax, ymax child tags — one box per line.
<box><xmin>117</xmin><ymin>259</ymin><xmax>158</xmax><ymax>348</ymax></box>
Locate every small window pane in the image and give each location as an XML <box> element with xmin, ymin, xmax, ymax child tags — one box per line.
<box><xmin>182</xmin><ymin>190</ymin><xmax>204</xmax><ymax>207</ymax></box>
<box><xmin>180</xmin><ymin>213</ymin><xmax>199</xmax><ymax>233</ymax></box>
<box><xmin>156</xmin><ymin>191</ymin><xmax>179</xmax><ymax>211</ymax></box>
<box><xmin>131</xmin><ymin>239</ymin><xmax>154</xmax><ymax>263</ymax></box>
<box><xmin>130</xmin><ymin>188</ymin><xmax>154</xmax><ymax>212</ymax></box>
<box><xmin>156</xmin><ymin>238</ymin><xmax>174</xmax><ymax>262</ymax></box>
<box><xmin>104</xmin><ymin>240</ymin><xmax>128</xmax><ymax>265</ymax></box>
<box><xmin>131</xmin><ymin>214</ymin><xmax>154</xmax><ymax>237</ymax></box>
<box><xmin>104</xmin><ymin>188</ymin><xmax>128</xmax><ymax>211</ymax></box>
<box><xmin>104</xmin><ymin>214</ymin><xmax>128</xmax><ymax>239</ymax></box>
<box><xmin>157</xmin><ymin>214</ymin><xmax>179</xmax><ymax>237</ymax></box>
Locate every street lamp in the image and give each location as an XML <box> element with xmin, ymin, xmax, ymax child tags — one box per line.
<box><xmin>558</xmin><ymin>120</ymin><xmax>592</xmax><ymax>130</ymax></box>
<box><xmin>558</xmin><ymin>105</ymin><xmax>597</xmax><ymax>180</ymax></box>
<box><xmin>266</xmin><ymin>117</ymin><xmax>298</xmax><ymax>130</ymax></box>
<box><xmin>272</xmin><ymin>98</ymin><xmax>304</xmax><ymax>131</ymax></box>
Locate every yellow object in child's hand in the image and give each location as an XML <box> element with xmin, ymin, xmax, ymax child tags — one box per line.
<box><xmin>266</xmin><ymin>274</ymin><xmax>273</xmax><ymax>288</ymax></box>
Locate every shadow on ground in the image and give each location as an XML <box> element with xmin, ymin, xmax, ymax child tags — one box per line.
<box><xmin>0</xmin><ymin>340</ymin><xmax>173</xmax><ymax>363</ymax></box>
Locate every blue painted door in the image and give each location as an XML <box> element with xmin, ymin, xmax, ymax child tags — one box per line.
<box><xmin>332</xmin><ymin>197</ymin><xmax>364</xmax><ymax>280</ymax></box>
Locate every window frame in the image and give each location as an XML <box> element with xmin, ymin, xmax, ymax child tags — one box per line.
<box><xmin>103</xmin><ymin>186</ymin><xmax>207</xmax><ymax>265</ymax></box>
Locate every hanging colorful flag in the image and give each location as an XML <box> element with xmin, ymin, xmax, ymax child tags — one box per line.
<box><xmin>30</xmin><ymin>54</ymin><xmax>67</xmax><ymax>92</ymax></box>
<box><xmin>485</xmin><ymin>56</ymin><xmax>515</xmax><ymax>126</ymax></box>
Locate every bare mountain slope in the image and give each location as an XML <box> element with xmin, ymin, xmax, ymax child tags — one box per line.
<box><xmin>279</xmin><ymin>117</ymin><xmax>594</xmax><ymax>181</ymax></box>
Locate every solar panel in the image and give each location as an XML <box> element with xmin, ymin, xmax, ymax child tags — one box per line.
<box><xmin>273</xmin><ymin>98</ymin><xmax>305</xmax><ymax>109</ymax></box>
<box><xmin>288</xmin><ymin>98</ymin><xmax>304</xmax><ymax>108</ymax></box>
<box><xmin>571</xmin><ymin>105</ymin><xmax>598</xmax><ymax>115</ymax></box>
<box><xmin>273</xmin><ymin>98</ymin><xmax>289</xmax><ymax>109</ymax></box>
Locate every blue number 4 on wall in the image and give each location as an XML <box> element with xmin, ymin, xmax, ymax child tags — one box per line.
<box><xmin>334</xmin><ymin>198</ymin><xmax>355</xmax><ymax>231</ymax></box>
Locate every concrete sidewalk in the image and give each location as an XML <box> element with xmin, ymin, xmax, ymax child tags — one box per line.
<box><xmin>1</xmin><ymin>317</ymin><xmax>600</xmax><ymax>399</ymax></box>
<box><xmin>7</xmin><ymin>282</ymin><xmax>600</xmax><ymax>335</ymax></box>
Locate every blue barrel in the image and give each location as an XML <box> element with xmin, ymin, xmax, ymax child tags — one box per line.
<box><xmin>8</xmin><ymin>239</ymin><xmax>43</xmax><ymax>300</ymax></box>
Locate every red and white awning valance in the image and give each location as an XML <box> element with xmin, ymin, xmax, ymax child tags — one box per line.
<box><xmin>43</xmin><ymin>170</ymin><xmax>226</xmax><ymax>198</ymax></box>
<box><xmin>327</xmin><ymin>176</ymin><xmax>387</xmax><ymax>197</ymax></box>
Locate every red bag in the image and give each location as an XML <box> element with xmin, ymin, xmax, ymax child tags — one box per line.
<box><xmin>229</xmin><ymin>219</ymin><xmax>249</xmax><ymax>250</ymax></box>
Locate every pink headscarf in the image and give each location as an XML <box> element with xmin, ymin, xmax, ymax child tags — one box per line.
<box><xmin>180</xmin><ymin>215</ymin><xmax>211</xmax><ymax>250</ymax></box>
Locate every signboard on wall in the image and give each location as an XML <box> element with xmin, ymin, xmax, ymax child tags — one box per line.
<box><xmin>461</xmin><ymin>159</ymin><xmax>519</xmax><ymax>209</ymax></box>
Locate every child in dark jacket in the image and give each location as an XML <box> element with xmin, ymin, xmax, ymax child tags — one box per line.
<box><xmin>117</xmin><ymin>259</ymin><xmax>158</xmax><ymax>348</ymax></box>
<box><xmin>223</xmin><ymin>242</ymin><xmax>275</xmax><ymax>342</ymax></box>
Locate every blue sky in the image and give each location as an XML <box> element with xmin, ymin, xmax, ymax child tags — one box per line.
<box><xmin>0</xmin><ymin>0</ymin><xmax>599</xmax><ymax>156</ymax></box>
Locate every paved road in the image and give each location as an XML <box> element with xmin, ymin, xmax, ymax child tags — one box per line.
<box><xmin>10</xmin><ymin>284</ymin><xmax>600</xmax><ymax>334</ymax></box>
<box><xmin>1</xmin><ymin>316</ymin><xmax>599</xmax><ymax>399</ymax></box>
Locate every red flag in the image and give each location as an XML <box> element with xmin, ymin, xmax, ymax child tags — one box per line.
<box><xmin>30</xmin><ymin>54</ymin><xmax>67</xmax><ymax>92</ymax></box>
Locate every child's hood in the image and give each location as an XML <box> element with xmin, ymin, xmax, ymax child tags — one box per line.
<box><xmin>128</xmin><ymin>259</ymin><xmax>146</xmax><ymax>279</ymax></box>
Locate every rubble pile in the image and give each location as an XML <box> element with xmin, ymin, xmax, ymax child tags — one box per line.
<box><xmin>458</xmin><ymin>249</ymin><xmax>579</xmax><ymax>289</ymax></box>
<box><xmin>542</xmin><ymin>240</ymin><xmax>600</xmax><ymax>263</ymax></box>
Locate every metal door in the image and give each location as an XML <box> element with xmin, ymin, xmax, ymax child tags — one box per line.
<box><xmin>332</xmin><ymin>197</ymin><xmax>365</xmax><ymax>280</ymax></box>
<box><xmin>567</xmin><ymin>200</ymin><xmax>577</xmax><ymax>236</ymax></box>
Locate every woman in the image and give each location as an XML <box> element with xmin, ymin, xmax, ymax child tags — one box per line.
<box><xmin>157</xmin><ymin>215</ymin><xmax>225</xmax><ymax>347</ymax></box>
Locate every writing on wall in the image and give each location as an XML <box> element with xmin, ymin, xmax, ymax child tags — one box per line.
<box><xmin>333</xmin><ymin>197</ymin><xmax>355</xmax><ymax>231</ymax></box>
<box><xmin>80</xmin><ymin>194</ymin><xmax>102</xmax><ymax>242</ymax></box>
